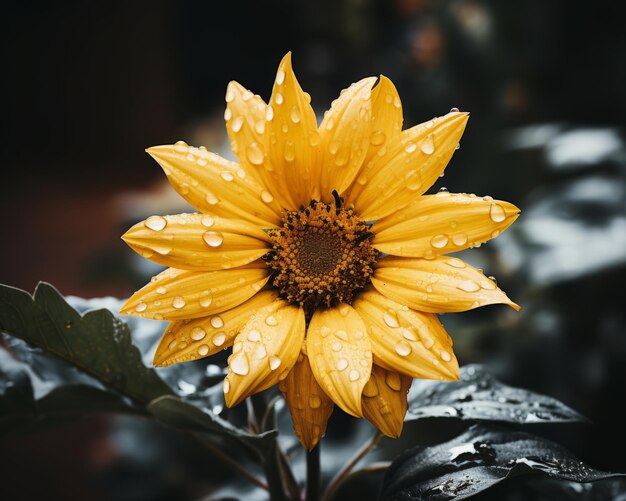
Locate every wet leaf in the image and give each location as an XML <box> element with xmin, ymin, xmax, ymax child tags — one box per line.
<box><xmin>0</xmin><ymin>282</ymin><xmax>172</xmax><ymax>404</ymax></box>
<box><xmin>380</xmin><ymin>424</ymin><xmax>624</xmax><ymax>500</ymax></box>
<box><xmin>407</xmin><ymin>365</ymin><xmax>587</xmax><ymax>424</ymax></box>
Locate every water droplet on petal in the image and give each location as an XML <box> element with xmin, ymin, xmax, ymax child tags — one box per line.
<box><xmin>145</xmin><ymin>215</ymin><xmax>167</xmax><ymax>231</ymax></box>
<box><xmin>370</xmin><ymin>130</ymin><xmax>386</xmax><ymax>146</ymax></box>
<box><xmin>205</xmin><ymin>192</ymin><xmax>219</xmax><ymax>205</ymax></box>
<box><xmin>191</xmin><ymin>327</ymin><xmax>206</xmax><ymax>341</ymax></box>
<box><xmin>269</xmin><ymin>355</ymin><xmax>282</xmax><ymax>370</ymax></box>
<box><xmin>457</xmin><ymin>280</ymin><xmax>480</xmax><ymax>292</ymax></box>
<box><xmin>349</xmin><ymin>370</ymin><xmax>360</xmax><ymax>382</ymax></box>
<box><xmin>265</xmin><ymin>105</ymin><xmax>274</xmax><ymax>121</ymax></box>
<box><xmin>335</xmin><ymin>330</ymin><xmax>348</xmax><ymax>341</ymax></box>
<box><xmin>224</xmin><ymin>108</ymin><xmax>232</xmax><ymax>121</ymax></box>
<box><xmin>276</xmin><ymin>69</ymin><xmax>285</xmax><ymax>85</ymax></box>
<box><xmin>401</xmin><ymin>328</ymin><xmax>418</xmax><ymax>341</ymax></box>
<box><xmin>221</xmin><ymin>171</ymin><xmax>234</xmax><ymax>182</ymax></box>
<box><xmin>404</xmin><ymin>142</ymin><xmax>417</xmax><ymax>153</ymax></box>
<box><xmin>290</xmin><ymin>106</ymin><xmax>301</xmax><ymax>123</ymax></box>
<box><xmin>395</xmin><ymin>340</ymin><xmax>412</xmax><ymax>356</ymax></box>
<box><xmin>489</xmin><ymin>203</ymin><xmax>506</xmax><ymax>222</ymax></box>
<box><xmin>331</xmin><ymin>341</ymin><xmax>342</xmax><ymax>352</ymax></box>
<box><xmin>420</xmin><ymin>135</ymin><xmax>435</xmax><ymax>155</ymax></box>
<box><xmin>203</xmin><ymin>231</ymin><xmax>224</xmax><ymax>248</ymax></box>
<box><xmin>275</xmin><ymin>92</ymin><xmax>284</xmax><ymax>105</ymax></box>
<box><xmin>446</xmin><ymin>258</ymin><xmax>466</xmax><ymax>268</ymax></box>
<box><xmin>135</xmin><ymin>301</ymin><xmax>147</xmax><ymax>312</ymax></box>
<box><xmin>210</xmin><ymin>316</ymin><xmax>224</xmax><ymax>329</ymax></box>
<box><xmin>309</xmin><ymin>395</ymin><xmax>321</xmax><ymax>408</ymax></box>
<box><xmin>231</xmin><ymin>353</ymin><xmax>250</xmax><ymax>375</ymax></box>
<box><xmin>452</xmin><ymin>234</ymin><xmax>468</xmax><ymax>246</ymax></box>
<box><xmin>450</xmin><ymin>107</ymin><xmax>460</xmax><ymax>113</ymax></box>
<box><xmin>168</xmin><ymin>339</ymin><xmax>177</xmax><ymax>350</ymax></box>
<box><xmin>232</xmin><ymin>116</ymin><xmax>244</xmax><ymax>133</ymax></box>
<box><xmin>383</xmin><ymin>311</ymin><xmax>400</xmax><ymax>328</ymax></box>
<box><xmin>336</xmin><ymin>358</ymin><xmax>348</xmax><ymax>371</ymax></box>
<box><xmin>174</xmin><ymin>140</ymin><xmax>189</xmax><ymax>153</ymax></box>
<box><xmin>265</xmin><ymin>315</ymin><xmax>278</xmax><ymax>326</ymax></box>
<box><xmin>404</xmin><ymin>170</ymin><xmax>422</xmax><ymax>191</ymax></box>
<box><xmin>247</xmin><ymin>329</ymin><xmax>261</xmax><ymax>342</ymax></box>
<box><xmin>223</xmin><ymin>378</ymin><xmax>230</xmax><ymax>393</ymax></box>
<box><xmin>256</xmin><ymin>345</ymin><xmax>267</xmax><ymax>359</ymax></box>
<box><xmin>198</xmin><ymin>345</ymin><xmax>209</xmax><ymax>356</ymax></box>
<box><xmin>441</xmin><ymin>350</ymin><xmax>452</xmax><ymax>362</ymax></box>
<box><xmin>172</xmin><ymin>296</ymin><xmax>186</xmax><ymax>309</ymax></box>
<box><xmin>213</xmin><ymin>333</ymin><xmax>226</xmax><ymax>346</ymax></box>
<box><xmin>431</xmin><ymin>234</ymin><xmax>449</xmax><ymax>248</ymax></box>
<box><xmin>201</xmin><ymin>215</ymin><xmax>215</xmax><ymax>227</ymax></box>
<box><xmin>385</xmin><ymin>371</ymin><xmax>402</xmax><ymax>391</ymax></box>
<box><xmin>261</xmin><ymin>190</ymin><xmax>274</xmax><ymax>203</ymax></box>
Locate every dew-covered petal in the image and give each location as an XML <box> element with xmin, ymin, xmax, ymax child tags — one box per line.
<box><xmin>318</xmin><ymin>77</ymin><xmax>376</xmax><ymax>199</ymax></box>
<box><xmin>122</xmin><ymin>213</ymin><xmax>271</xmax><ymax>271</ymax></box>
<box><xmin>146</xmin><ymin>144</ymin><xmax>282</xmax><ymax>227</ymax></box>
<box><xmin>361</xmin><ymin>365</ymin><xmax>412</xmax><ymax>438</ymax></box>
<box><xmin>260</xmin><ymin>52</ymin><xmax>318</xmax><ymax>208</ymax></box>
<box><xmin>224</xmin><ymin>300</ymin><xmax>305</xmax><ymax>407</ymax></box>
<box><xmin>371</xmin><ymin>194</ymin><xmax>520</xmax><ymax>257</ymax></box>
<box><xmin>345</xmin><ymin>76</ymin><xmax>403</xmax><ymax>204</ymax></box>
<box><xmin>120</xmin><ymin>264</ymin><xmax>269</xmax><ymax>320</ymax></box>
<box><xmin>224</xmin><ymin>80</ymin><xmax>275</xmax><ymax>189</ymax></box>
<box><xmin>353</xmin><ymin>289</ymin><xmax>459</xmax><ymax>381</ymax></box>
<box><xmin>372</xmin><ymin>257</ymin><xmax>520</xmax><ymax>313</ymax></box>
<box><xmin>354</xmin><ymin>111</ymin><xmax>469</xmax><ymax>220</ymax></box>
<box><xmin>153</xmin><ymin>290</ymin><xmax>279</xmax><ymax>367</ymax></box>
<box><xmin>306</xmin><ymin>304</ymin><xmax>372</xmax><ymax>417</ymax></box>
<box><xmin>279</xmin><ymin>353</ymin><xmax>334</xmax><ymax>451</ymax></box>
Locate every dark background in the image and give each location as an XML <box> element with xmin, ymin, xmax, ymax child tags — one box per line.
<box><xmin>1</xmin><ymin>0</ymin><xmax>625</xmax><ymax>499</ymax></box>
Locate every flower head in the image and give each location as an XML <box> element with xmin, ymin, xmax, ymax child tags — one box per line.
<box><xmin>120</xmin><ymin>53</ymin><xmax>520</xmax><ymax>449</ymax></box>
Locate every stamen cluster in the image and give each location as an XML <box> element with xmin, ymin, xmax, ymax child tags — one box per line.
<box><xmin>265</xmin><ymin>195</ymin><xmax>379</xmax><ymax>314</ymax></box>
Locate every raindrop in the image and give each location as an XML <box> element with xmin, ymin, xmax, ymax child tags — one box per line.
<box><xmin>290</xmin><ymin>106</ymin><xmax>301</xmax><ymax>123</ymax></box>
<box><xmin>254</xmin><ymin>120</ymin><xmax>265</xmax><ymax>134</ymax></box>
<box><xmin>331</xmin><ymin>341</ymin><xmax>343</xmax><ymax>352</ymax></box>
<box><xmin>135</xmin><ymin>301</ymin><xmax>147</xmax><ymax>313</ymax></box>
<box><xmin>431</xmin><ymin>234</ymin><xmax>449</xmax><ymax>249</ymax></box>
<box><xmin>265</xmin><ymin>315</ymin><xmax>278</xmax><ymax>326</ymax></box>
<box><xmin>441</xmin><ymin>350</ymin><xmax>452</xmax><ymax>362</ymax></box>
<box><xmin>145</xmin><ymin>215</ymin><xmax>167</xmax><ymax>231</ymax></box>
<box><xmin>275</xmin><ymin>92</ymin><xmax>284</xmax><ymax>105</ymax></box>
<box><xmin>211</xmin><ymin>316</ymin><xmax>224</xmax><ymax>329</ymax></box>
<box><xmin>172</xmin><ymin>296</ymin><xmax>186</xmax><ymax>309</ymax></box>
<box><xmin>213</xmin><ymin>333</ymin><xmax>226</xmax><ymax>346</ymax></box>
<box><xmin>220</xmin><ymin>171</ymin><xmax>234</xmax><ymax>182</ymax></box>
<box><xmin>231</xmin><ymin>353</ymin><xmax>250</xmax><ymax>375</ymax></box>
<box><xmin>404</xmin><ymin>170</ymin><xmax>422</xmax><ymax>191</ymax></box>
<box><xmin>200</xmin><ymin>293</ymin><xmax>213</xmax><ymax>308</ymax></box>
<box><xmin>452</xmin><ymin>234</ymin><xmax>468</xmax><ymax>246</ymax></box>
<box><xmin>247</xmin><ymin>329</ymin><xmax>261</xmax><ymax>342</ymax></box>
<box><xmin>395</xmin><ymin>340</ymin><xmax>412</xmax><ymax>356</ymax></box>
<box><xmin>198</xmin><ymin>345</ymin><xmax>209</xmax><ymax>356</ymax></box>
<box><xmin>223</xmin><ymin>378</ymin><xmax>230</xmax><ymax>393</ymax></box>
<box><xmin>168</xmin><ymin>340</ymin><xmax>177</xmax><ymax>350</ymax></box>
<box><xmin>446</xmin><ymin>258</ymin><xmax>466</xmax><ymax>268</ymax></box>
<box><xmin>404</xmin><ymin>142</ymin><xmax>417</xmax><ymax>153</ymax></box>
<box><xmin>191</xmin><ymin>327</ymin><xmax>206</xmax><ymax>341</ymax></box>
<box><xmin>269</xmin><ymin>355</ymin><xmax>282</xmax><ymax>370</ymax></box>
<box><xmin>401</xmin><ymin>328</ymin><xmax>418</xmax><ymax>341</ymax></box>
<box><xmin>201</xmin><ymin>215</ymin><xmax>215</xmax><ymax>228</ymax></box>
<box><xmin>205</xmin><ymin>192</ymin><xmax>219</xmax><ymax>205</ymax></box>
<box><xmin>203</xmin><ymin>231</ymin><xmax>224</xmax><ymax>248</ymax></box>
<box><xmin>256</xmin><ymin>345</ymin><xmax>267</xmax><ymax>359</ymax></box>
<box><xmin>450</xmin><ymin>107</ymin><xmax>460</xmax><ymax>113</ymax></box>
<box><xmin>276</xmin><ymin>69</ymin><xmax>285</xmax><ymax>85</ymax></box>
<box><xmin>232</xmin><ymin>116</ymin><xmax>244</xmax><ymax>133</ymax></box>
<box><xmin>246</xmin><ymin>142</ymin><xmax>264</xmax><ymax>165</ymax></box>
<box><xmin>457</xmin><ymin>280</ymin><xmax>480</xmax><ymax>292</ymax></box>
<box><xmin>309</xmin><ymin>395</ymin><xmax>321</xmax><ymax>408</ymax></box>
<box><xmin>349</xmin><ymin>370</ymin><xmax>360</xmax><ymax>382</ymax></box>
<box><xmin>336</xmin><ymin>358</ymin><xmax>348</xmax><ymax>371</ymax></box>
<box><xmin>261</xmin><ymin>190</ymin><xmax>274</xmax><ymax>203</ymax></box>
<box><xmin>370</xmin><ymin>130</ymin><xmax>386</xmax><ymax>146</ymax></box>
<box><xmin>489</xmin><ymin>203</ymin><xmax>506</xmax><ymax>222</ymax></box>
<box><xmin>335</xmin><ymin>330</ymin><xmax>348</xmax><ymax>341</ymax></box>
<box><xmin>420</xmin><ymin>135</ymin><xmax>435</xmax><ymax>155</ymax></box>
<box><xmin>174</xmin><ymin>140</ymin><xmax>189</xmax><ymax>153</ymax></box>
<box><xmin>383</xmin><ymin>311</ymin><xmax>400</xmax><ymax>328</ymax></box>
<box><xmin>265</xmin><ymin>105</ymin><xmax>274</xmax><ymax>121</ymax></box>
<box><xmin>224</xmin><ymin>108</ymin><xmax>232</xmax><ymax>121</ymax></box>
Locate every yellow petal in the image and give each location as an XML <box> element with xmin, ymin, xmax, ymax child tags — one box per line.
<box><xmin>317</xmin><ymin>77</ymin><xmax>376</xmax><ymax>199</ymax></box>
<box><xmin>122</xmin><ymin>213</ymin><xmax>270</xmax><ymax>271</ymax></box>
<box><xmin>279</xmin><ymin>353</ymin><xmax>334</xmax><ymax>450</ymax></box>
<box><xmin>372</xmin><ymin>256</ymin><xmax>520</xmax><ymax>313</ymax></box>
<box><xmin>306</xmin><ymin>304</ymin><xmax>372</xmax><ymax>417</ymax></box>
<box><xmin>361</xmin><ymin>365</ymin><xmax>412</xmax><ymax>438</ymax></box>
<box><xmin>224</xmin><ymin>300</ymin><xmax>305</xmax><ymax>407</ymax></box>
<box><xmin>224</xmin><ymin>81</ymin><xmax>273</xmax><ymax>189</ymax></box>
<box><xmin>345</xmin><ymin>76</ymin><xmax>403</xmax><ymax>203</ymax></box>
<box><xmin>120</xmin><ymin>264</ymin><xmax>269</xmax><ymax>320</ymax></box>
<box><xmin>353</xmin><ymin>289</ymin><xmax>459</xmax><ymax>380</ymax></box>
<box><xmin>147</xmin><ymin>144</ymin><xmax>283</xmax><ymax>227</ymax></box>
<box><xmin>354</xmin><ymin>111</ymin><xmax>469</xmax><ymax>220</ymax></box>
<box><xmin>153</xmin><ymin>290</ymin><xmax>279</xmax><ymax>367</ymax></box>
<box><xmin>371</xmin><ymin>194</ymin><xmax>520</xmax><ymax>257</ymax></box>
<box><xmin>261</xmin><ymin>52</ymin><xmax>318</xmax><ymax>208</ymax></box>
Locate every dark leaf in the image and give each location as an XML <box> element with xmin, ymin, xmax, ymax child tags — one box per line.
<box><xmin>407</xmin><ymin>365</ymin><xmax>587</xmax><ymax>424</ymax></box>
<box><xmin>0</xmin><ymin>282</ymin><xmax>173</xmax><ymax>404</ymax></box>
<box><xmin>380</xmin><ymin>424</ymin><xmax>624</xmax><ymax>500</ymax></box>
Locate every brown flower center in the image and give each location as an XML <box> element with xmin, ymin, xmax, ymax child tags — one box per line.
<box><xmin>264</xmin><ymin>193</ymin><xmax>379</xmax><ymax>315</ymax></box>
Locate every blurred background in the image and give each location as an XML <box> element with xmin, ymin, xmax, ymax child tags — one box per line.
<box><xmin>2</xmin><ymin>0</ymin><xmax>625</xmax><ymax>499</ymax></box>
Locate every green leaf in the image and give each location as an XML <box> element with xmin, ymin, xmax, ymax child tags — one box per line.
<box><xmin>0</xmin><ymin>282</ymin><xmax>173</xmax><ymax>404</ymax></box>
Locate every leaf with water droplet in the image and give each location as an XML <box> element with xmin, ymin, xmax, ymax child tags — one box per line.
<box><xmin>381</xmin><ymin>424</ymin><xmax>624</xmax><ymax>500</ymax></box>
<box><xmin>405</xmin><ymin>364</ymin><xmax>589</xmax><ymax>424</ymax></box>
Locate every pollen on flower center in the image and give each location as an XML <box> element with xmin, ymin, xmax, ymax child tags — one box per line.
<box><xmin>264</xmin><ymin>193</ymin><xmax>379</xmax><ymax>313</ymax></box>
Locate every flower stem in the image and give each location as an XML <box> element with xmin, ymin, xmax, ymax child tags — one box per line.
<box><xmin>305</xmin><ymin>444</ymin><xmax>321</xmax><ymax>501</ymax></box>
<box><xmin>321</xmin><ymin>431</ymin><xmax>384</xmax><ymax>501</ymax></box>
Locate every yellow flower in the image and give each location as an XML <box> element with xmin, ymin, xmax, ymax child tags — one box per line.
<box><xmin>120</xmin><ymin>53</ymin><xmax>520</xmax><ymax>450</ymax></box>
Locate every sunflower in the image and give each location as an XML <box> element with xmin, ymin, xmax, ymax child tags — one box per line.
<box><xmin>120</xmin><ymin>53</ymin><xmax>519</xmax><ymax>449</ymax></box>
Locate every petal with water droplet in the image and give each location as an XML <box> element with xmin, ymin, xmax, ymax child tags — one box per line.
<box><xmin>153</xmin><ymin>290</ymin><xmax>279</xmax><ymax>367</ymax></box>
<box><xmin>318</xmin><ymin>77</ymin><xmax>376</xmax><ymax>199</ymax></box>
<box><xmin>224</xmin><ymin>299</ymin><xmax>305</xmax><ymax>407</ymax></box>
<box><xmin>362</xmin><ymin>365</ymin><xmax>412</xmax><ymax>438</ymax></box>
<box><xmin>262</xmin><ymin>52</ymin><xmax>318</xmax><ymax>207</ymax></box>
<box><xmin>146</xmin><ymin>144</ymin><xmax>282</xmax><ymax>227</ymax></box>
<box><xmin>280</xmin><ymin>353</ymin><xmax>334</xmax><ymax>451</ymax></box>
<box><xmin>122</xmin><ymin>213</ymin><xmax>271</xmax><ymax>271</ymax></box>
<box><xmin>354</xmin><ymin>112</ymin><xmax>470</xmax><ymax>220</ymax></box>
<box><xmin>371</xmin><ymin>194</ymin><xmax>520</xmax><ymax>257</ymax></box>
<box><xmin>353</xmin><ymin>289</ymin><xmax>459</xmax><ymax>381</ymax></box>
<box><xmin>120</xmin><ymin>264</ymin><xmax>270</xmax><ymax>320</ymax></box>
<box><xmin>307</xmin><ymin>304</ymin><xmax>372</xmax><ymax>417</ymax></box>
<box><xmin>372</xmin><ymin>257</ymin><xmax>520</xmax><ymax>313</ymax></box>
